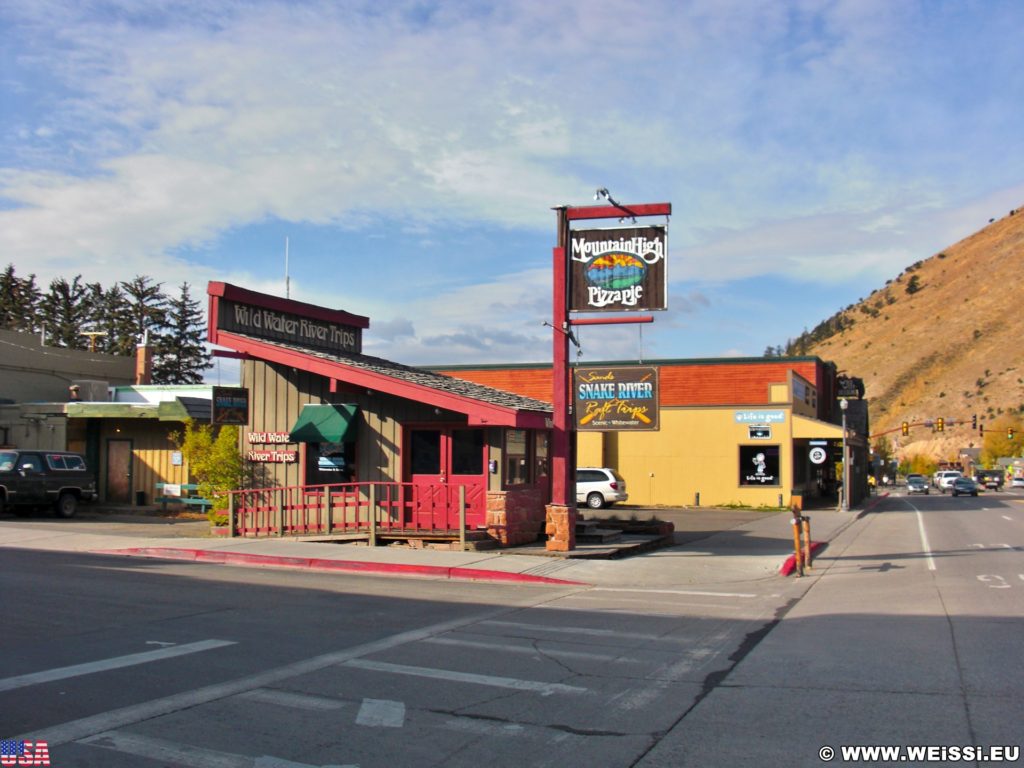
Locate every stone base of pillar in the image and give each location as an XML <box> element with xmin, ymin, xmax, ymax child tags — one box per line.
<box><xmin>544</xmin><ymin>503</ymin><xmax>577</xmax><ymax>551</ymax></box>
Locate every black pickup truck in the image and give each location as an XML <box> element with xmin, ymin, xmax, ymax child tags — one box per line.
<box><xmin>0</xmin><ymin>450</ymin><xmax>98</xmax><ymax>518</ymax></box>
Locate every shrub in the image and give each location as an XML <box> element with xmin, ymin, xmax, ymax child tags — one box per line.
<box><xmin>169</xmin><ymin>420</ymin><xmax>244</xmax><ymax>526</ymax></box>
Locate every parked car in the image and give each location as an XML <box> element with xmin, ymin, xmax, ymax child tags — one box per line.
<box><xmin>0</xmin><ymin>450</ymin><xmax>97</xmax><ymax>518</ymax></box>
<box><xmin>906</xmin><ymin>474</ymin><xmax>929</xmax><ymax>494</ymax></box>
<box><xmin>950</xmin><ymin>477</ymin><xmax>979</xmax><ymax>497</ymax></box>
<box><xmin>934</xmin><ymin>470</ymin><xmax>963</xmax><ymax>493</ymax></box>
<box><xmin>1011</xmin><ymin>476</ymin><xmax>1024</xmax><ymax>489</ymax></box>
<box><xmin>576</xmin><ymin>467</ymin><xmax>628</xmax><ymax>509</ymax></box>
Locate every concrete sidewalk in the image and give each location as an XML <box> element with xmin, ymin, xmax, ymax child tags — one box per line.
<box><xmin>0</xmin><ymin>502</ymin><xmax>871</xmax><ymax>588</ymax></box>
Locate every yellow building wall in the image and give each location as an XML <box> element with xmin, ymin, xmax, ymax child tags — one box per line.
<box><xmin>583</xmin><ymin>407</ymin><xmax>795</xmax><ymax>508</ymax></box>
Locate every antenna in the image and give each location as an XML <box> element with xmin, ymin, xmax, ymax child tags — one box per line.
<box><xmin>285</xmin><ymin>236</ymin><xmax>290</xmax><ymax>299</ymax></box>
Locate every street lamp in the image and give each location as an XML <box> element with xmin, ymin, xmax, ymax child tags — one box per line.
<box><xmin>840</xmin><ymin>398</ymin><xmax>849</xmax><ymax>512</ymax></box>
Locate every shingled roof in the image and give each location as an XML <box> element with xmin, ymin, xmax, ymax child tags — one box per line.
<box><xmin>228</xmin><ymin>333</ymin><xmax>552</xmax><ymax>418</ymax></box>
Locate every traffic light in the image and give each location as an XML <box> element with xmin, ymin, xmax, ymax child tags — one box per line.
<box><xmin>972</xmin><ymin>414</ymin><xmax>978</xmax><ymax>429</ymax></box>
<box><xmin>1010</xmin><ymin>428</ymin><xmax>1016</xmax><ymax>440</ymax></box>
<box><xmin>937</xmin><ymin>417</ymin><xmax>944</xmax><ymax>432</ymax></box>
<box><xmin>979</xmin><ymin>425</ymin><xmax>984</xmax><ymax>437</ymax></box>
<box><xmin>901</xmin><ymin>421</ymin><xmax>909</xmax><ymax>436</ymax></box>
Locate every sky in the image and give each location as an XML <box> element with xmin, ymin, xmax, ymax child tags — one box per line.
<box><xmin>2</xmin><ymin>0</ymin><xmax>1023</xmax><ymax>383</ymax></box>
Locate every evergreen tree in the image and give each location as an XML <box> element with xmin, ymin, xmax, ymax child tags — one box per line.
<box><xmin>153</xmin><ymin>282</ymin><xmax>211</xmax><ymax>384</ymax></box>
<box><xmin>39</xmin><ymin>275</ymin><xmax>90</xmax><ymax>348</ymax></box>
<box><xmin>0</xmin><ymin>264</ymin><xmax>42</xmax><ymax>332</ymax></box>
<box><xmin>120</xmin><ymin>275</ymin><xmax>168</xmax><ymax>346</ymax></box>
<box><xmin>92</xmin><ymin>284</ymin><xmax>137</xmax><ymax>356</ymax></box>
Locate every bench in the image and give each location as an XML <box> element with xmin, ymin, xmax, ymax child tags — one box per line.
<box><xmin>155</xmin><ymin>483</ymin><xmax>214</xmax><ymax>512</ymax></box>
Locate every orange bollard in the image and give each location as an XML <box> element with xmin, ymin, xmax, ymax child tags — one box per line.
<box><xmin>791</xmin><ymin>515</ymin><xmax>804</xmax><ymax>576</ymax></box>
<box><xmin>801</xmin><ymin>515</ymin><xmax>812</xmax><ymax>570</ymax></box>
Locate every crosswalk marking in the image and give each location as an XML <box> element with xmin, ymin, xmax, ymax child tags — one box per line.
<box><xmin>0</xmin><ymin>639</ymin><xmax>236</xmax><ymax>693</ymax></box>
<box><xmin>355</xmin><ymin>698</ymin><xmax>405</xmax><ymax>728</ymax></box>
<box><xmin>80</xmin><ymin>731</ymin><xmax>355</xmax><ymax>768</ymax></box>
<box><xmin>238</xmin><ymin>688</ymin><xmax>346</xmax><ymax>711</ymax></box>
<box><xmin>344</xmin><ymin>659</ymin><xmax>587</xmax><ymax>695</ymax></box>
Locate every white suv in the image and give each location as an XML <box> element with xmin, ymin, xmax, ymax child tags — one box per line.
<box><xmin>934</xmin><ymin>470</ymin><xmax>963</xmax><ymax>492</ymax></box>
<box><xmin>576</xmin><ymin>467</ymin><xmax>628</xmax><ymax>509</ymax></box>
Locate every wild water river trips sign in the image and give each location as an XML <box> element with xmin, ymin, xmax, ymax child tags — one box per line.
<box><xmin>569</xmin><ymin>225</ymin><xmax>667</xmax><ymax>312</ymax></box>
<box><xmin>574</xmin><ymin>366</ymin><xmax>660</xmax><ymax>431</ymax></box>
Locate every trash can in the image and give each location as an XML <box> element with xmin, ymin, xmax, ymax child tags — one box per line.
<box><xmin>135</xmin><ymin>490</ymin><xmax>146</xmax><ymax>506</ymax></box>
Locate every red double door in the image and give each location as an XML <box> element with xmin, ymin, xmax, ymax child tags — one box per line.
<box><xmin>407</xmin><ymin>428</ymin><xmax>487</xmax><ymax>529</ymax></box>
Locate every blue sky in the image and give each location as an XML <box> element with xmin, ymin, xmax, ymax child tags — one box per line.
<box><xmin>2</xmin><ymin>0</ymin><xmax>1023</xmax><ymax>378</ymax></box>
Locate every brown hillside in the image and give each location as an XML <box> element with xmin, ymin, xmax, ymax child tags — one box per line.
<box><xmin>804</xmin><ymin>205</ymin><xmax>1024</xmax><ymax>462</ymax></box>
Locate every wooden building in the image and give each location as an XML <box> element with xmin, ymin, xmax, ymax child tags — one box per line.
<box><xmin>208</xmin><ymin>283</ymin><xmax>557</xmax><ymax>546</ymax></box>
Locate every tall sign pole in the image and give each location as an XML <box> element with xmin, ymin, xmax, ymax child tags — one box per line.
<box><xmin>551</xmin><ymin>208</ymin><xmax>572</xmax><ymax>509</ymax></box>
<box><xmin>546</xmin><ymin>199</ymin><xmax>671</xmax><ymax>552</ymax></box>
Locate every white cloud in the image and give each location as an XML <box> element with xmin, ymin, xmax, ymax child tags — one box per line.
<box><xmin>0</xmin><ymin>0</ymin><xmax>1020</xmax><ymax>367</ymax></box>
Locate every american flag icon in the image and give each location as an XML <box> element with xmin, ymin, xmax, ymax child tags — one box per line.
<box><xmin>0</xmin><ymin>741</ymin><xmax>24</xmax><ymax>757</ymax></box>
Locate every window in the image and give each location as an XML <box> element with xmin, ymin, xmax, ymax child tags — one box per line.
<box><xmin>505</xmin><ymin>429</ymin><xmax>529</xmax><ymax>486</ymax></box>
<box><xmin>451</xmin><ymin>429</ymin><xmax>484</xmax><ymax>475</ymax></box>
<box><xmin>739</xmin><ymin>445</ymin><xmax>780</xmax><ymax>486</ymax></box>
<box><xmin>47</xmin><ymin>454</ymin><xmax>67</xmax><ymax>470</ymax></box>
<box><xmin>410</xmin><ymin>429</ymin><xmax>441</xmax><ymax>474</ymax></box>
<box><xmin>19</xmin><ymin>454</ymin><xmax>43</xmax><ymax>472</ymax></box>
<box><xmin>63</xmin><ymin>454</ymin><xmax>86</xmax><ymax>470</ymax></box>
<box><xmin>534</xmin><ymin>431</ymin><xmax>549</xmax><ymax>480</ymax></box>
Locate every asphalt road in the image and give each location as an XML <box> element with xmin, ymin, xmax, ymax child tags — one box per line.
<box><xmin>3</xmin><ymin>488</ymin><xmax>1022</xmax><ymax>767</ymax></box>
<box><xmin>2</xmin><ymin>543</ymin><xmax>800</xmax><ymax>767</ymax></box>
<box><xmin>638</xmin><ymin>486</ymin><xmax>1024</xmax><ymax>766</ymax></box>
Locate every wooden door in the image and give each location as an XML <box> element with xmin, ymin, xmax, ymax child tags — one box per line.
<box><xmin>106</xmin><ymin>439</ymin><xmax>133</xmax><ymax>503</ymax></box>
<box><xmin>408</xmin><ymin>428</ymin><xmax>486</xmax><ymax>529</ymax></box>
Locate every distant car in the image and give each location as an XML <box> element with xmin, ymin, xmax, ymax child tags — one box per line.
<box><xmin>906</xmin><ymin>475</ymin><xmax>929</xmax><ymax>494</ymax></box>
<box><xmin>974</xmin><ymin>470</ymin><xmax>1004</xmax><ymax>490</ymax></box>
<box><xmin>1012</xmin><ymin>476</ymin><xmax>1024</xmax><ymax>489</ymax></box>
<box><xmin>935</xmin><ymin>470</ymin><xmax>963</xmax><ymax>492</ymax></box>
<box><xmin>576</xmin><ymin>467</ymin><xmax>628</xmax><ymax>509</ymax></box>
<box><xmin>950</xmin><ymin>477</ymin><xmax>979</xmax><ymax>497</ymax></box>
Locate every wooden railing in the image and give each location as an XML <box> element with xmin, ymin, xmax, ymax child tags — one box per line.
<box><xmin>227</xmin><ymin>481</ymin><xmax>468</xmax><ymax>547</ymax></box>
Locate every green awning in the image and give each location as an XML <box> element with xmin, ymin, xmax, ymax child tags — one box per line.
<box><xmin>288</xmin><ymin>404</ymin><xmax>359</xmax><ymax>443</ymax></box>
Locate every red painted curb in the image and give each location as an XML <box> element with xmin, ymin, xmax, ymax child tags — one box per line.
<box><xmin>779</xmin><ymin>541</ymin><xmax>826</xmax><ymax>576</ymax></box>
<box><xmin>779</xmin><ymin>493</ymin><xmax>892</xmax><ymax>576</ymax></box>
<box><xmin>89</xmin><ymin>547</ymin><xmax>588</xmax><ymax>587</ymax></box>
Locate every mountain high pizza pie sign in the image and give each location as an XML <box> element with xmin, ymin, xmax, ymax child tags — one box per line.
<box><xmin>569</xmin><ymin>225</ymin><xmax>667</xmax><ymax>312</ymax></box>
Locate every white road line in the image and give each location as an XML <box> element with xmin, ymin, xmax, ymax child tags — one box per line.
<box><xmin>344</xmin><ymin>659</ymin><xmax>587</xmax><ymax>696</ymax></box>
<box><xmin>19</xmin><ymin>607</ymin><xmax>513</xmax><ymax>746</ymax></box>
<box><xmin>424</xmin><ymin>635</ymin><xmax>643</xmax><ymax>662</ymax></box>
<box><xmin>0</xmin><ymin>639</ymin><xmax>236</xmax><ymax>693</ymax></box>
<box><xmin>591</xmin><ymin>587</ymin><xmax>758</xmax><ymax>598</ymax></box>
<box><xmin>355</xmin><ymin>698</ymin><xmax>406</xmax><ymax>728</ymax></box>
<box><xmin>482</xmin><ymin>619</ymin><xmax>692</xmax><ymax>643</ymax></box>
<box><xmin>914</xmin><ymin>507</ymin><xmax>937</xmax><ymax>572</ymax></box>
<box><xmin>80</xmin><ymin>731</ymin><xmax>354</xmax><ymax>768</ymax></box>
<box><xmin>1003</xmin><ymin>515</ymin><xmax>1013</xmax><ymax>521</ymax></box>
<box><xmin>238</xmin><ymin>688</ymin><xmax>345</xmax><ymax>711</ymax></box>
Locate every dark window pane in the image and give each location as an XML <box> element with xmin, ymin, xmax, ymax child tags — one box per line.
<box><xmin>411</xmin><ymin>430</ymin><xmax>441</xmax><ymax>474</ymax></box>
<box><xmin>451</xmin><ymin>429</ymin><xmax>483</xmax><ymax>475</ymax></box>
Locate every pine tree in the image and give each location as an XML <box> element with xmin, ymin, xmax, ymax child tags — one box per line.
<box><xmin>153</xmin><ymin>282</ymin><xmax>212</xmax><ymax>384</ymax></box>
<box><xmin>91</xmin><ymin>284</ymin><xmax>137</xmax><ymax>356</ymax></box>
<box><xmin>39</xmin><ymin>276</ymin><xmax>90</xmax><ymax>348</ymax></box>
<box><xmin>0</xmin><ymin>264</ymin><xmax>42</xmax><ymax>332</ymax></box>
<box><xmin>120</xmin><ymin>275</ymin><xmax>168</xmax><ymax>347</ymax></box>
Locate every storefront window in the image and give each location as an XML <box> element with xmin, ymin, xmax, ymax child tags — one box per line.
<box><xmin>534</xmin><ymin>431</ymin><xmax>549</xmax><ymax>482</ymax></box>
<box><xmin>451</xmin><ymin>429</ymin><xmax>484</xmax><ymax>475</ymax></box>
<box><xmin>739</xmin><ymin>445</ymin><xmax>780</xmax><ymax>486</ymax></box>
<box><xmin>505</xmin><ymin>429</ymin><xmax>530</xmax><ymax>486</ymax></box>
<box><xmin>308</xmin><ymin>441</ymin><xmax>356</xmax><ymax>484</ymax></box>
